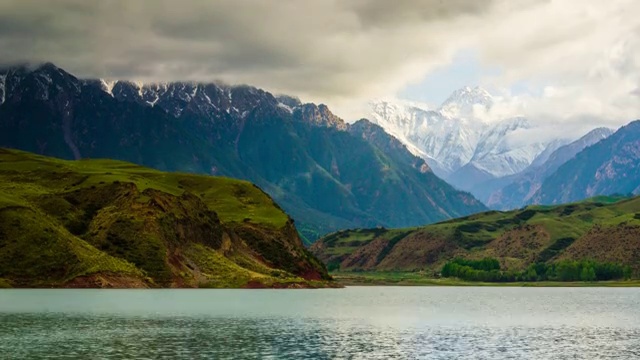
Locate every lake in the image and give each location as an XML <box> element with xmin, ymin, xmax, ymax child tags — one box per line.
<box><xmin>0</xmin><ymin>287</ymin><xmax>639</xmax><ymax>359</ymax></box>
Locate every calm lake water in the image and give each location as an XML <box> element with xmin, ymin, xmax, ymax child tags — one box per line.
<box><xmin>0</xmin><ymin>287</ymin><xmax>639</xmax><ymax>359</ymax></box>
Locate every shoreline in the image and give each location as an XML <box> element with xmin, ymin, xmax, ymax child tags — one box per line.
<box><xmin>332</xmin><ymin>273</ymin><xmax>640</xmax><ymax>287</ymax></box>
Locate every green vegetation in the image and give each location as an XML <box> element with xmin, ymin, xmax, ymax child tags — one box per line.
<box><xmin>317</xmin><ymin>228</ymin><xmax>414</xmax><ymax>271</ymax></box>
<box><xmin>0</xmin><ymin>148</ymin><xmax>331</xmax><ymax>288</ymax></box>
<box><xmin>0</xmin><ymin>278</ymin><xmax>12</xmax><ymax>288</ymax></box>
<box><xmin>536</xmin><ymin>237</ymin><xmax>576</xmax><ymax>262</ymax></box>
<box><xmin>441</xmin><ymin>258</ymin><xmax>631</xmax><ymax>282</ymax></box>
<box><xmin>313</xmin><ymin>195</ymin><xmax>640</xmax><ymax>281</ymax></box>
<box><xmin>581</xmin><ymin>194</ymin><xmax>632</xmax><ymax>204</ymax></box>
<box><xmin>332</xmin><ymin>271</ymin><xmax>640</xmax><ymax>287</ymax></box>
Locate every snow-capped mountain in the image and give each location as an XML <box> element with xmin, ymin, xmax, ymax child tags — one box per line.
<box><xmin>466</xmin><ymin>116</ymin><xmax>567</xmax><ymax>179</ymax></box>
<box><xmin>97</xmin><ymin>79</ymin><xmax>275</xmax><ymax>121</ymax></box>
<box><xmin>369</xmin><ymin>86</ymin><xmax>570</xmax><ymax>191</ymax></box>
<box><xmin>439</xmin><ymin>86</ymin><xmax>493</xmax><ymax>119</ymax></box>
<box><xmin>368</xmin><ymin>99</ymin><xmax>480</xmax><ymax>176</ymax></box>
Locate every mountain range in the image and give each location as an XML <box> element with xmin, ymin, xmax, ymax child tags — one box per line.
<box><xmin>532</xmin><ymin>120</ymin><xmax>640</xmax><ymax>204</ymax></box>
<box><xmin>0</xmin><ymin>63</ymin><xmax>486</xmax><ymax>243</ymax></box>
<box><xmin>487</xmin><ymin>127</ymin><xmax>614</xmax><ymax>209</ymax></box>
<box><xmin>368</xmin><ymin>86</ymin><xmax>639</xmax><ymax>209</ymax></box>
<box><xmin>369</xmin><ymin>87</ymin><xmax>560</xmax><ymax>184</ymax></box>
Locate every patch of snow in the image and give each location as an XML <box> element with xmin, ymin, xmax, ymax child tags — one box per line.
<box><xmin>159</xmin><ymin>82</ymin><xmax>169</xmax><ymax>95</ymax></box>
<box><xmin>37</xmin><ymin>72</ymin><xmax>53</xmax><ymax>85</ymax></box>
<box><xmin>146</xmin><ymin>94</ymin><xmax>160</xmax><ymax>106</ymax></box>
<box><xmin>201</xmin><ymin>89</ymin><xmax>220</xmax><ymax>111</ymax></box>
<box><xmin>277</xmin><ymin>102</ymin><xmax>293</xmax><ymax>113</ymax></box>
<box><xmin>99</xmin><ymin>79</ymin><xmax>116</xmax><ymax>97</ymax></box>
<box><xmin>133</xmin><ymin>81</ymin><xmax>145</xmax><ymax>98</ymax></box>
<box><xmin>176</xmin><ymin>83</ymin><xmax>197</xmax><ymax>102</ymax></box>
<box><xmin>0</xmin><ymin>74</ymin><xmax>6</xmax><ymax>105</ymax></box>
<box><xmin>202</xmin><ymin>89</ymin><xmax>212</xmax><ymax>104</ymax></box>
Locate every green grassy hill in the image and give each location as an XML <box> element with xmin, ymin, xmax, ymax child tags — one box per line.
<box><xmin>0</xmin><ymin>148</ymin><xmax>331</xmax><ymax>288</ymax></box>
<box><xmin>311</xmin><ymin>196</ymin><xmax>640</xmax><ymax>278</ymax></box>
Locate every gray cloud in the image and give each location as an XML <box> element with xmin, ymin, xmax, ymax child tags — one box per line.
<box><xmin>347</xmin><ymin>0</ymin><xmax>494</xmax><ymax>28</ymax></box>
<box><xmin>0</xmin><ymin>0</ymin><xmax>638</xmax><ymax>127</ymax></box>
<box><xmin>0</xmin><ymin>0</ymin><xmax>492</xmax><ymax>101</ymax></box>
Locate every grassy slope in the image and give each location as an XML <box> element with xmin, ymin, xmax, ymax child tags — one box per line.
<box><xmin>0</xmin><ymin>148</ymin><xmax>331</xmax><ymax>288</ymax></box>
<box><xmin>311</xmin><ymin>196</ymin><xmax>640</xmax><ymax>277</ymax></box>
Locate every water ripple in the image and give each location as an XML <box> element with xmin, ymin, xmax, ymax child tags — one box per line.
<box><xmin>0</xmin><ymin>287</ymin><xmax>639</xmax><ymax>359</ymax></box>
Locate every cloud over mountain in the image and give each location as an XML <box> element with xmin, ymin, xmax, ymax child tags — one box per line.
<box><xmin>0</xmin><ymin>0</ymin><xmax>638</xmax><ymax>126</ymax></box>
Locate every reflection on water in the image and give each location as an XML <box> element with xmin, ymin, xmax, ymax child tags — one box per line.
<box><xmin>0</xmin><ymin>287</ymin><xmax>639</xmax><ymax>359</ymax></box>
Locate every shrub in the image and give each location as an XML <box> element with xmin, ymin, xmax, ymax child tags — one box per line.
<box><xmin>441</xmin><ymin>258</ymin><xmax>629</xmax><ymax>282</ymax></box>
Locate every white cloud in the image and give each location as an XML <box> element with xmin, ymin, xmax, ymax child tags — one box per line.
<box><xmin>471</xmin><ymin>0</ymin><xmax>640</xmax><ymax>129</ymax></box>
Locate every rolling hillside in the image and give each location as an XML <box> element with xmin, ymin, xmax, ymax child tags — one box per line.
<box><xmin>0</xmin><ymin>148</ymin><xmax>331</xmax><ymax>288</ymax></box>
<box><xmin>311</xmin><ymin>195</ymin><xmax>640</xmax><ymax>276</ymax></box>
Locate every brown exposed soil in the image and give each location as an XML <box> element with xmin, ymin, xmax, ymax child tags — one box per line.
<box><xmin>558</xmin><ymin>225</ymin><xmax>640</xmax><ymax>273</ymax></box>
<box><xmin>376</xmin><ymin>231</ymin><xmax>454</xmax><ymax>271</ymax></box>
<box><xmin>486</xmin><ymin>225</ymin><xmax>551</xmax><ymax>269</ymax></box>
<box><xmin>340</xmin><ymin>237</ymin><xmax>390</xmax><ymax>270</ymax></box>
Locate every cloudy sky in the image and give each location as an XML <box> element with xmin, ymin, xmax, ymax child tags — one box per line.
<box><xmin>1</xmin><ymin>0</ymin><xmax>639</xmax><ymax>132</ymax></box>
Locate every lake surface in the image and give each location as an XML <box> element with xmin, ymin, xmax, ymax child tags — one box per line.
<box><xmin>0</xmin><ymin>287</ymin><xmax>639</xmax><ymax>359</ymax></box>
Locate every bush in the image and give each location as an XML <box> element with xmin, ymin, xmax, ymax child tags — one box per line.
<box><xmin>515</xmin><ymin>210</ymin><xmax>536</xmax><ymax>221</ymax></box>
<box><xmin>441</xmin><ymin>258</ymin><xmax>630</xmax><ymax>282</ymax></box>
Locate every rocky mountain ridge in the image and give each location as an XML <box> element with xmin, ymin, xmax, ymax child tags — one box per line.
<box><xmin>0</xmin><ymin>63</ymin><xmax>486</xmax><ymax>242</ymax></box>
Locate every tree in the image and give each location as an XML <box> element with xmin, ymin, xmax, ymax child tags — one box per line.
<box><xmin>581</xmin><ymin>266</ymin><xmax>596</xmax><ymax>281</ymax></box>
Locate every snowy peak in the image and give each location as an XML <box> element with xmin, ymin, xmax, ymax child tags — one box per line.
<box><xmin>370</xmin><ymin>98</ymin><xmax>429</xmax><ymax>113</ymax></box>
<box><xmin>368</xmin><ymin>99</ymin><xmax>432</xmax><ymax>132</ymax></box>
<box><xmin>367</xmin><ymin>87</ymin><xmax>571</xmax><ymax>185</ymax></box>
<box><xmin>441</xmin><ymin>86</ymin><xmax>493</xmax><ymax>108</ymax></box>
<box><xmin>439</xmin><ymin>86</ymin><xmax>493</xmax><ymax>119</ymax></box>
<box><xmin>98</xmin><ymin>79</ymin><xmax>278</xmax><ymax>120</ymax></box>
<box><xmin>275</xmin><ymin>94</ymin><xmax>301</xmax><ymax>113</ymax></box>
<box><xmin>98</xmin><ymin>79</ymin><xmax>116</xmax><ymax>97</ymax></box>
